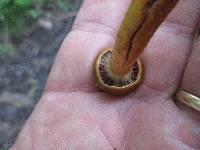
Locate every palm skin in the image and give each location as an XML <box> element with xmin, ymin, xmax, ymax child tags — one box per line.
<box><xmin>11</xmin><ymin>0</ymin><xmax>200</xmax><ymax>149</ymax></box>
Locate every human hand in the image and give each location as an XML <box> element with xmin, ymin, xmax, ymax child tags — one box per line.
<box><xmin>11</xmin><ymin>0</ymin><xmax>200</xmax><ymax>149</ymax></box>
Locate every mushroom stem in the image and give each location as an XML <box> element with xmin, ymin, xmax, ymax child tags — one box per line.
<box><xmin>110</xmin><ymin>0</ymin><xmax>179</xmax><ymax>75</ymax></box>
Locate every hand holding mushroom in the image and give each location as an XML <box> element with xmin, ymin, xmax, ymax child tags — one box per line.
<box><xmin>11</xmin><ymin>0</ymin><xmax>200</xmax><ymax>149</ymax></box>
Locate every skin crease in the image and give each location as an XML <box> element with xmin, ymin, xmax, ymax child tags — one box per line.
<box><xmin>10</xmin><ymin>0</ymin><xmax>200</xmax><ymax>149</ymax></box>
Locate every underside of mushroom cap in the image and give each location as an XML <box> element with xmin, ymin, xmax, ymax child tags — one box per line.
<box><xmin>95</xmin><ymin>48</ymin><xmax>143</xmax><ymax>95</ymax></box>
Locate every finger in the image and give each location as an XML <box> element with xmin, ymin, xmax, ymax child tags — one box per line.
<box><xmin>72</xmin><ymin>0</ymin><xmax>132</xmax><ymax>37</ymax></box>
<box><xmin>172</xmin><ymin>27</ymin><xmax>200</xmax><ymax>149</ymax></box>
<box><xmin>46</xmin><ymin>0</ymin><xmax>200</xmax><ymax>95</ymax></box>
<box><xmin>175</xmin><ymin>25</ymin><xmax>200</xmax><ymax>116</ymax></box>
<box><xmin>180</xmin><ymin>30</ymin><xmax>200</xmax><ymax>96</ymax></box>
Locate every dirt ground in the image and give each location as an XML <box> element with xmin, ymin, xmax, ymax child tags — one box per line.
<box><xmin>0</xmin><ymin>1</ymin><xmax>82</xmax><ymax>149</ymax></box>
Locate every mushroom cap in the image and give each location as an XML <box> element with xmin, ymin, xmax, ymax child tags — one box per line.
<box><xmin>95</xmin><ymin>48</ymin><xmax>143</xmax><ymax>95</ymax></box>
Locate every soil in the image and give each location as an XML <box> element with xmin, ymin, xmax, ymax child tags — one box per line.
<box><xmin>0</xmin><ymin>1</ymin><xmax>82</xmax><ymax>149</ymax></box>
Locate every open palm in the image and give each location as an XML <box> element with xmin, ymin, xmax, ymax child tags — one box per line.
<box><xmin>12</xmin><ymin>0</ymin><xmax>200</xmax><ymax>149</ymax></box>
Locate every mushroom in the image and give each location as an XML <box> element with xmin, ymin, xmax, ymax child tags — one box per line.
<box><xmin>95</xmin><ymin>0</ymin><xmax>179</xmax><ymax>95</ymax></box>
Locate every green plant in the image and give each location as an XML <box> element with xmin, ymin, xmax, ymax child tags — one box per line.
<box><xmin>0</xmin><ymin>0</ymin><xmax>70</xmax><ymax>54</ymax></box>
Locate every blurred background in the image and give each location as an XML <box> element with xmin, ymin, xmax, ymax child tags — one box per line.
<box><xmin>0</xmin><ymin>0</ymin><xmax>83</xmax><ymax>149</ymax></box>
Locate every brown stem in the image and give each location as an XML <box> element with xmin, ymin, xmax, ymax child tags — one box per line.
<box><xmin>110</xmin><ymin>0</ymin><xmax>179</xmax><ymax>75</ymax></box>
